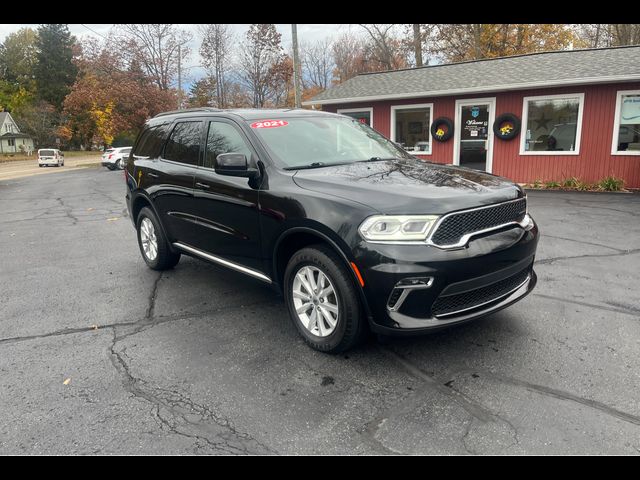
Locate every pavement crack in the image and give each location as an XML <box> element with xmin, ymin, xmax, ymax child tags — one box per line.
<box><xmin>535</xmin><ymin>248</ymin><xmax>640</xmax><ymax>266</ymax></box>
<box><xmin>540</xmin><ymin>233</ymin><xmax>628</xmax><ymax>253</ymax></box>
<box><xmin>451</xmin><ymin>367</ymin><xmax>640</xmax><ymax>428</ymax></box>
<box><xmin>0</xmin><ymin>321</ymin><xmax>136</xmax><ymax>346</ymax></box>
<box><xmin>145</xmin><ymin>273</ymin><xmax>163</xmax><ymax>320</ymax></box>
<box><xmin>107</xmin><ymin>327</ymin><xmax>276</xmax><ymax>454</ymax></box>
<box><xmin>532</xmin><ymin>293</ymin><xmax>640</xmax><ymax>317</ymax></box>
<box><xmin>56</xmin><ymin>197</ymin><xmax>79</xmax><ymax>225</ymax></box>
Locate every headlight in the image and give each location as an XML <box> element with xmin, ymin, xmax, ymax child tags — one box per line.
<box><xmin>358</xmin><ymin>215</ymin><xmax>439</xmax><ymax>242</ymax></box>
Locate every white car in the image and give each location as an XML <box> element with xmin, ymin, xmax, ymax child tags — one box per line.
<box><xmin>38</xmin><ymin>149</ymin><xmax>64</xmax><ymax>167</ymax></box>
<box><xmin>101</xmin><ymin>146</ymin><xmax>132</xmax><ymax>170</ymax></box>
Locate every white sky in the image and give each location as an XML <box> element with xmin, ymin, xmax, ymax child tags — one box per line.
<box><xmin>0</xmin><ymin>24</ymin><xmax>363</xmax><ymax>86</ymax></box>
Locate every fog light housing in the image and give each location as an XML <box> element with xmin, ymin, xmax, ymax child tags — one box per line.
<box><xmin>387</xmin><ymin>277</ymin><xmax>434</xmax><ymax>312</ymax></box>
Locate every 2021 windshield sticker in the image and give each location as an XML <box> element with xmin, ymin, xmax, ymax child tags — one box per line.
<box><xmin>250</xmin><ymin>120</ymin><xmax>289</xmax><ymax>129</ymax></box>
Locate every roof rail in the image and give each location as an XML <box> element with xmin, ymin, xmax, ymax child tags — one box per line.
<box><xmin>153</xmin><ymin>107</ymin><xmax>223</xmax><ymax>118</ymax></box>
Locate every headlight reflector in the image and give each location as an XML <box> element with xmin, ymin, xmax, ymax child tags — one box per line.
<box><xmin>359</xmin><ymin>215</ymin><xmax>439</xmax><ymax>242</ymax></box>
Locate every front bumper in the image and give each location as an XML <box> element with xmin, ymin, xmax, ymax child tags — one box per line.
<box><xmin>355</xmin><ymin>219</ymin><xmax>539</xmax><ymax>335</ymax></box>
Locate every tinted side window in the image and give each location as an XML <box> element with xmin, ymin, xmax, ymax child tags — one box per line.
<box><xmin>133</xmin><ymin>123</ymin><xmax>171</xmax><ymax>158</ymax></box>
<box><xmin>205</xmin><ymin>121</ymin><xmax>252</xmax><ymax>169</ymax></box>
<box><xmin>164</xmin><ymin>121</ymin><xmax>202</xmax><ymax>165</ymax></box>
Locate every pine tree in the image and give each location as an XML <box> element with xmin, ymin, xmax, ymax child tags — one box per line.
<box><xmin>34</xmin><ymin>24</ymin><xmax>78</xmax><ymax>110</ymax></box>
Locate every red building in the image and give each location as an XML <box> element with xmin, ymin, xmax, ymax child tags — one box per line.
<box><xmin>305</xmin><ymin>46</ymin><xmax>640</xmax><ymax>188</ymax></box>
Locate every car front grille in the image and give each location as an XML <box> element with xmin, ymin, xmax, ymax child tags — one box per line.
<box><xmin>431</xmin><ymin>267</ymin><xmax>531</xmax><ymax>317</ymax></box>
<box><xmin>430</xmin><ymin>198</ymin><xmax>527</xmax><ymax>247</ymax></box>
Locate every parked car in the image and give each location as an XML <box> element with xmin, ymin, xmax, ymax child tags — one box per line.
<box><xmin>38</xmin><ymin>148</ymin><xmax>64</xmax><ymax>167</ymax></box>
<box><xmin>126</xmin><ymin>108</ymin><xmax>539</xmax><ymax>353</ymax></box>
<box><xmin>102</xmin><ymin>146</ymin><xmax>132</xmax><ymax>170</ymax></box>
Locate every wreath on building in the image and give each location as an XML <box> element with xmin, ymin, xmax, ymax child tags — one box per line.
<box><xmin>493</xmin><ymin>113</ymin><xmax>521</xmax><ymax>140</ymax></box>
<box><xmin>430</xmin><ymin>117</ymin><xmax>454</xmax><ymax>142</ymax></box>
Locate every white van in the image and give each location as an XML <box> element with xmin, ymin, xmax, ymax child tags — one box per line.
<box><xmin>38</xmin><ymin>149</ymin><xmax>65</xmax><ymax>167</ymax></box>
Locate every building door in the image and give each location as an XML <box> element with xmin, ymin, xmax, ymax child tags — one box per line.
<box><xmin>453</xmin><ymin>98</ymin><xmax>496</xmax><ymax>173</ymax></box>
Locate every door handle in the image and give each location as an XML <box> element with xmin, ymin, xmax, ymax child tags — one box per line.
<box><xmin>195</xmin><ymin>182</ymin><xmax>210</xmax><ymax>189</ymax></box>
<box><xmin>147</xmin><ymin>172</ymin><xmax>159</xmax><ymax>178</ymax></box>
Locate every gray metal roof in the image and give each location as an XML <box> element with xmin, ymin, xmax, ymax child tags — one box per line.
<box><xmin>305</xmin><ymin>46</ymin><xmax>640</xmax><ymax>105</ymax></box>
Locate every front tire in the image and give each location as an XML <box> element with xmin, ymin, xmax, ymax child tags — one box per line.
<box><xmin>284</xmin><ymin>245</ymin><xmax>365</xmax><ymax>353</ymax></box>
<box><xmin>116</xmin><ymin>159</ymin><xmax>122</xmax><ymax>170</ymax></box>
<box><xmin>136</xmin><ymin>207</ymin><xmax>180</xmax><ymax>271</ymax></box>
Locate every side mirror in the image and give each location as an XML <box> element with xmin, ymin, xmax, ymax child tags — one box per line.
<box><xmin>215</xmin><ymin>153</ymin><xmax>259</xmax><ymax>179</ymax></box>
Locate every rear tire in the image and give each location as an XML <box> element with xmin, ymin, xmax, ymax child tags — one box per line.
<box><xmin>284</xmin><ymin>245</ymin><xmax>365</xmax><ymax>353</ymax></box>
<box><xmin>136</xmin><ymin>207</ymin><xmax>180</xmax><ymax>271</ymax></box>
<box><xmin>107</xmin><ymin>165</ymin><xmax>115</xmax><ymax>171</ymax></box>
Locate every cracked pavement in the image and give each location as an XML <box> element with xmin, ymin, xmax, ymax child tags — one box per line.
<box><xmin>1</xmin><ymin>167</ymin><xmax>639</xmax><ymax>454</ymax></box>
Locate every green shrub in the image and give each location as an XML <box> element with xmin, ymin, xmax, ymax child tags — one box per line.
<box><xmin>597</xmin><ymin>176</ymin><xmax>625</xmax><ymax>192</ymax></box>
<box><xmin>561</xmin><ymin>177</ymin><xmax>580</xmax><ymax>189</ymax></box>
<box><xmin>532</xmin><ymin>179</ymin><xmax>543</xmax><ymax>189</ymax></box>
<box><xmin>544</xmin><ymin>180</ymin><xmax>561</xmax><ymax>189</ymax></box>
<box><xmin>575</xmin><ymin>181</ymin><xmax>593</xmax><ymax>191</ymax></box>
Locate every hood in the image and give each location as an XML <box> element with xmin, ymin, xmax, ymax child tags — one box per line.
<box><xmin>292</xmin><ymin>158</ymin><xmax>524</xmax><ymax>215</ymax></box>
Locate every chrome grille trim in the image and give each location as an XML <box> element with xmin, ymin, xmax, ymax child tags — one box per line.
<box><xmin>427</xmin><ymin>197</ymin><xmax>529</xmax><ymax>250</ymax></box>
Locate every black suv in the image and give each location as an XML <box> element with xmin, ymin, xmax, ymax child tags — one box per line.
<box><xmin>125</xmin><ymin>108</ymin><xmax>539</xmax><ymax>352</ymax></box>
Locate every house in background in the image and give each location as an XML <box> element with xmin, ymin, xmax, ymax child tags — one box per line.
<box><xmin>305</xmin><ymin>46</ymin><xmax>640</xmax><ymax>188</ymax></box>
<box><xmin>0</xmin><ymin>111</ymin><xmax>35</xmax><ymax>155</ymax></box>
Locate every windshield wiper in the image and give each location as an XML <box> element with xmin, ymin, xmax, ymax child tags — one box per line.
<box><xmin>283</xmin><ymin>162</ymin><xmax>330</xmax><ymax>170</ymax></box>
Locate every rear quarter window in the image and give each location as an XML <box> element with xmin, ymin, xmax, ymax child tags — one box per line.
<box><xmin>132</xmin><ymin>123</ymin><xmax>171</xmax><ymax>158</ymax></box>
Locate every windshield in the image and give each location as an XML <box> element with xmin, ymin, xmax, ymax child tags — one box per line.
<box><xmin>248</xmin><ymin>116</ymin><xmax>413</xmax><ymax>169</ymax></box>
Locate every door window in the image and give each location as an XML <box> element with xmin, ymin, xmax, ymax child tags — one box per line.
<box><xmin>163</xmin><ymin>121</ymin><xmax>202</xmax><ymax>165</ymax></box>
<box><xmin>204</xmin><ymin>121</ymin><xmax>252</xmax><ymax>169</ymax></box>
<box><xmin>459</xmin><ymin>104</ymin><xmax>489</xmax><ymax>171</ymax></box>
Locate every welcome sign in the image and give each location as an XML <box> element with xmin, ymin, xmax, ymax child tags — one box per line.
<box><xmin>621</xmin><ymin>95</ymin><xmax>640</xmax><ymax>124</ymax></box>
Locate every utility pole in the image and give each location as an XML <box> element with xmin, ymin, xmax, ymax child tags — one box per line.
<box><xmin>291</xmin><ymin>24</ymin><xmax>302</xmax><ymax>109</ymax></box>
<box><xmin>177</xmin><ymin>45</ymin><xmax>182</xmax><ymax>110</ymax></box>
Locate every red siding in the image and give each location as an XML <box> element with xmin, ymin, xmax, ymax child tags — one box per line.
<box><xmin>325</xmin><ymin>82</ymin><xmax>640</xmax><ymax>187</ymax></box>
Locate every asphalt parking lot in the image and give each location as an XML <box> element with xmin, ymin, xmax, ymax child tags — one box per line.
<box><xmin>1</xmin><ymin>167</ymin><xmax>639</xmax><ymax>455</ymax></box>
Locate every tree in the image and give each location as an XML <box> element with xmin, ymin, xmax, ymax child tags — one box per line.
<box><xmin>301</xmin><ymin>39</ymin><xmax>334</xmax><ymax>90</ymax></box>
<box><xmin>63</xmin><ymin>40</ymin><xmax>175</xmax><ymax>149</ymax></box>
<box><xmin>358</xmin><ymin>24</ymin><xmax>410</xmax><ymax>70</ymax></box>
<box><xmin>199</xmin><ymin>24</ymin><xmax>232</xmax><ymax>108</ymax></box>
<box><xmin>331</xmin><ymin>33</ymin><xmax>369</xmax><ymax>84</ymax></box>
<box><xmin>432</xmin><ymin>24</ymin><xmax>577</xmax><ymax>62</ymax></box>
<box><xmin>239</xmin><ymin>24</ymin><xmax>284</xmax><ymax>107</ymax></box>
<box><xmin>575</xmin><ymin>24</ymin><xmax>640</xmax><ymax>48</ymax></box>
<box><xmin>0</xmin><ymin>27</ymin><xmax>39</xmax><ymax>91</ymax></box>
<box><xmin>186</xmin><ymin>78</ymin><xmax>216</xmax><ymax>108</ymax></box>
<box><xmin>269</xmin><ymin>54</ymin><xmax>294</xmax><ymax>107</ymax></box>
<box><xmin>116</xmin><ymin>24</ymin><xmax>192</xmax><ymax>91</ymax></box>
<box><xmin>12</xmin><ymin>100</ymin><xmax>59</xmax><ymax>147</ymax></box>
<box><xmin>34</xmin><ymin>24</ymin><xmax>78</xmax><ymax>110</ymax></box>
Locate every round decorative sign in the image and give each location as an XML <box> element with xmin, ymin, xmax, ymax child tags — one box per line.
<box><xmin>430</xmin><ymin>117</ymin><xmax>454</xmax><ymax>142</ymax></box>
<box><xmin>493</xmin><ymin>113</ymin><xmax>521</xmax><ymax>140</ymax></box>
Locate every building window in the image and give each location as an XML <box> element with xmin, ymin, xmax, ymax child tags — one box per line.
<box><xmin>391</xmin><ymin>103</ymin><xmax>433</xmax><ymax>154</ymax></box>
<box><xmin>8</xmin><ymin>138</ymin><xmax>15</xmax><ymax>147</ymax></box>
<box><xmin>337</xmin><ymin>108</ymin><xmax>373</xmax><ymax>128</ymax></box>
<box><xmin>520</xmin><ymin>93</ymin><xmax>584</xmax><ymax>155</ymax></box>
<box><xmin>612</xmin><ymin>90</ymin><xmax>640</xmax><ymax>155</ymax></box>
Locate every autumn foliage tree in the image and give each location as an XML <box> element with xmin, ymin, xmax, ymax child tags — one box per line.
<box><xmin>432</xmin><ymin>24</ymin><xmax>577</xmax><ymax>62</ymax></box>
<box><xmin>63</xmin><ymin>40</ymin><xmax>175</xmax><ymax>149</ymax></box>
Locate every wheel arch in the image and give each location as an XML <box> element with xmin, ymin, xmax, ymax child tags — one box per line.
<box><xmin>272</xmin><ymin>227</ymin><xmax>372</xmax><ymax>319</ymax></box>
<box><xmin>130</xmin><ymin>192</ymin><xmax>177</xmax><ymax>254</ymax></box>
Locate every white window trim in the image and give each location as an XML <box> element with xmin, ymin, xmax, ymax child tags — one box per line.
<box><xmin>611</xmin><ymin>89</ymin><xmax>640</xmax><ymax>156</ymax></box>
<box><xmin>519</xmin><ymin>92</ymin><xmax>585</xmax><ymax>156</ymax></box>
<box><xmin>452</xmin><ymin>97</ymin><xmax>496</xmax><ymax>173</ymax></box>
<box><xmin>337</xmin><ymin>107</ymin><xmax>374</xmax><ymax>129</ymax></box>
<box><xmin>390</xmin><ymin>103</ymin><xmax>434</xmax><ymax>155</ymax></box>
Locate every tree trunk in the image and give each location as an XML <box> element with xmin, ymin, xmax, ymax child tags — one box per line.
<box><xmin>413</xmin><ymin>24</ymin><xmax>423</xmax><ymax>67</ymax></box>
